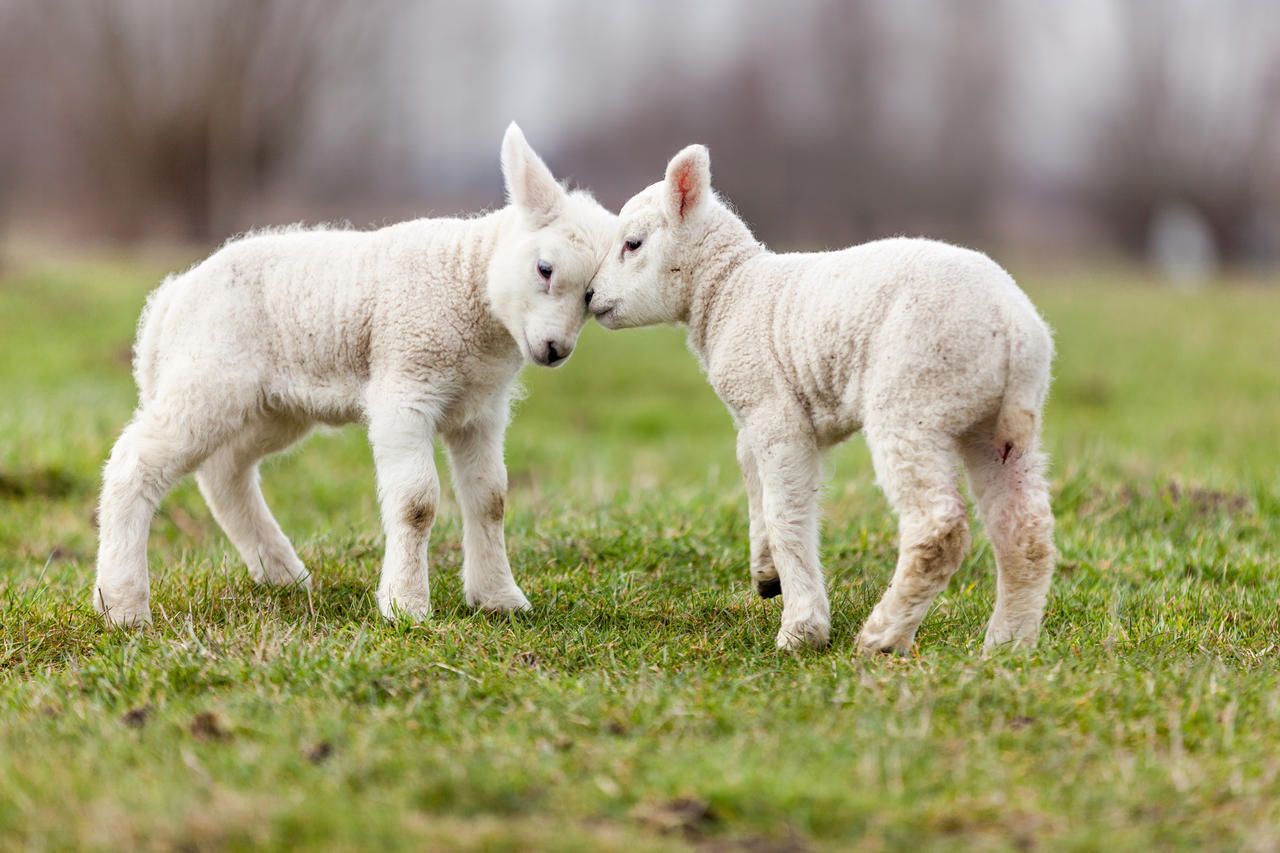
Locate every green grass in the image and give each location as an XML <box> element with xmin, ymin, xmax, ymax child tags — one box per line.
<box><xmin>2</xmin><ymin>255</ymin><xmax>1279</xmax><ymax>851</ymax></box>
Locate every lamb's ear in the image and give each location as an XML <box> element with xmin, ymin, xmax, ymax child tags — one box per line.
<box><xmin>663</xmin><ymin>144</ymin><xmax>711</xmax><ymax>223</ymax></box>
<box><xmin>502</xmin><ymin>122</ymin><xmax>565</xmax><ymax>227</ymax></box>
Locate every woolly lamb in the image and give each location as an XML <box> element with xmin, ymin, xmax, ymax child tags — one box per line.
<box><xmin>94</xmin><ymin>123</ymin><xmax>615</xmax><ymax>627</ymax></box>
<box><xmin>587</xmin><ymin>145</ymin><xmax>1055</xmax><ymax>653</ymax></box>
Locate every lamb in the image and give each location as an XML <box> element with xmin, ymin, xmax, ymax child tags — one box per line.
<box><xmin>586</xmin><ymin>144</ymin><xmax>1056</xmax><ymax>653</ymax></box>
<box><xmin>93</xmin><ymin>123</ymin><xmax>615</xmax><ymax>627</ymax></box>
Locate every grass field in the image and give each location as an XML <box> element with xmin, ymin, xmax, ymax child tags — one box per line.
<box><xmin>1</xmin><ymin>254</ymin><xmax>1278</xmax><ymax>851</ymax></box>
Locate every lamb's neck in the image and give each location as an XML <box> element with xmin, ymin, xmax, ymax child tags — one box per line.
<box><xmin>467</xmin><ymin>207</ymin><xmax>514</xmax><ymax>295</ymax></box>
<box><xmin>684</xmin><ymin>213</ymin><xmax>766</xmax><ymax>357</ymax></box>
<box><xmin>465</xmin><ymin>207</ymin><xmax>521</xmax><ymax>354</ymax></box>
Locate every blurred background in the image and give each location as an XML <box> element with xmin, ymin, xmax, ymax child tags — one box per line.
<box><xmin>2</xmin><ymin>0</ymin><xmax>1279</xmax><ymax>279</ymax></box>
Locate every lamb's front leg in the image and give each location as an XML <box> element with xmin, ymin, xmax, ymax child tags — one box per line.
<box><xmin>443</xmin><ymin>416</ymin><xmax>530</xmax><ymax>613</ymax></box>
<box><xmin>736</xmin><ymin>431</ymin><xmax>780</xmax><ymax>598</ymax></box>
<box><xmin>369</xmin><ymin>404</ymin><xmax>441</xmax><ymax>622</ymax></box>
<box><xmin>746</xmin><ymin>428</ymin><xmax>831</xmax><ymax>650</ymax></box>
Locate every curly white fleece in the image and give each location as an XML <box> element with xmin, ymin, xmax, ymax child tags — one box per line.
<box><xmin>589</xmin><ymin>144</ymin><xmax>1056</xmax><ymax>653</ymax></box>
<box><xmin>94</xmin><ymin>124</ymin><xmax>615</xmax><ymax>627</ymax></box>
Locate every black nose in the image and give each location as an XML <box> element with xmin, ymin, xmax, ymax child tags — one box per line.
<box><xmin>584</xmin><ymin>288</ymin><xmax>595</xmax><ymax>309</ymax></box>
<box><xmin>545</xmin><ymin>341</ymin><xmax>564</xmax><ymax>364</ymax></box>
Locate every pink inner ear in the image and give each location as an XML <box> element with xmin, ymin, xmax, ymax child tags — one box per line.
<box><xmin>674</xmin><ymin>162</ymin><xmax>697</xmax><ymax>217</ymax></box>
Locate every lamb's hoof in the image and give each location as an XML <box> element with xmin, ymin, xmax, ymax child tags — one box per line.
<box><xmin>775</xmin><ymin>610</ymin><xmax>831</xmax><ymax>651</ymax></box>
<box><xmin>467</xmin><ymin>585</ymin><xmax>532</xmax><ymax>613</ymax></box>
<box><xmin>755</xmin><ymin>577</ymin><xmax>782</xmax><ymax>599</ymax></box>
<box><xmin>250</xmin><ymin>551</ymin><xmax>312</xmax><ymax>590</ymax></box>
<box><xmin>856</xmin><ymin>622</ymin><xmax>913</xmax><ymax>656</ymax></box>
<box><xmin>376</xmin><ymin>587</ymin><xmax>431</xmax><ymax>622</ymax></box>
<box><xmin>93</xmin><ymin>589</ymin><xmax>152</xmax><ymax>629</ymax></box>
<box><xmin>982</xmin><ymin>618</ymin><xmax>1040</xmax><ymax>653</ymax></box>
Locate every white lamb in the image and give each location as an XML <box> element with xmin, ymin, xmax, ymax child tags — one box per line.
<box><xmin>587</xmin><ymin>145</ymin><xmax>1056</xmax><ymax>653</ymax></box>
<box><xmin>94</xmin><ymin>123</ymin><xmax>615</xmax><ymax>627</ymax></box>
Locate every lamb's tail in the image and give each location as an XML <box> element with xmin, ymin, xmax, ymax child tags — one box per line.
<box><xmin>132</xmin><ymin>273</ymin><xmax>178</xmax><ymax>402</ymax></box>
<box><xmin>993</xmin><ymin>307</ymin><xmax>1054</xmax><ymax>463</ymax></box>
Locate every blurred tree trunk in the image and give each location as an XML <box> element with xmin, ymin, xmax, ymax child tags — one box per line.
<box><xmin>0</xmin><ymin>0</ymin><xmax>19</xmax><ymax>263</ymax></box>
<box><xmin>38</xmin><ymin>0</ymin><xmax>375</xmax><ymax>243</ymax></box>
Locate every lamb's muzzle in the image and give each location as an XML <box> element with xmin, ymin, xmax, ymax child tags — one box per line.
<box><xmin>589</xmin><ymin>298</ymin><xmax>620</xmax><ymax>327</ymax></box>
<box><xmin>539</xmin><ymin>340</ymin><xmax>570</xmax><ymax>366</ymax></box>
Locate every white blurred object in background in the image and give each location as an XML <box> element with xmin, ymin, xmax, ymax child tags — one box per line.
<box><xmin>1148</xmin><ymin>201</ymin><xmax>1219</xmax><ymax>287</ymax></box>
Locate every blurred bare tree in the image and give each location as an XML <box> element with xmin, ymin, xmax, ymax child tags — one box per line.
<box><xmin>0</xmin><ymin>0</ymin><xmax>20</xmax><ymax>255</ymax></box>
<box><xmin>801</xmin><ymin>3</ymin><xmax>1010</xmax><ymax>243</ymax></box>
<box><xmin>1</xmin><ymin>0</ymin><xmax>1277</xmax><ymax>267</ymax></box>
<box><xmin>1086</xmin><ymin>0</ymin><xmax>1280</xmax><ymax>264</ymax></box>
<box><xmin>33</xmin><ymin>0</ymin><xmax>388</xmax><ymax>241</ymax></box>
<box><xmin>561</xmin><ymin>3</ymin><xmax>1010</xmax><ymax>249</ymax></box>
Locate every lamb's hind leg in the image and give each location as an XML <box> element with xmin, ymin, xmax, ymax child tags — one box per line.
<box><xmin>962</xmin><ymin>431</ymin><xmax>1056</xmax><ymax>650</ymax></box>
<box><xmin>196</xmin><ymin>417</ymin><xmax>312</xmax><ymax>589</ymax></box>
<box><xmin>95</xmin><ymin>404</ymin><xmax>228</xmax><ymax>626</ymax></box>
<box><xmin>736</xmin><ymin>431</ymin><xmax>780</xmax><ymax>598</ymax></box>
<box><xmin>368</xmin><ymin>400</ymin><xmax>440</xmax><ymax>622</ymax></box>
<box><xmin>857</xmin><ymin>429</ymin><xmax>970</xmax><ymax>654</ymax></box>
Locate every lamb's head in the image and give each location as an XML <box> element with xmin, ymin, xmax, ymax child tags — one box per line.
<box><xmin>588</xmin><ymin>144</ymin><xmax>712</xmax><ymax>329</ymax></box>
<box><xmin>489</xmin><ymin>122</ymin><xmax>616</xmax><ymax>367</ymax></box>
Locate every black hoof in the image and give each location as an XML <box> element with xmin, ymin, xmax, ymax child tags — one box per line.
<box><xmin>756</xmin><ymin>577</ymin><xmax>782</xmax><ymax>599</ymax></box>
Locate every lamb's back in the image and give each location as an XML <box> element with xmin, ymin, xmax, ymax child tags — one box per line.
<box><xmin>720</xmin><ymin>238</ymin><xmax>1046</xmax><ymax>441</ymax></box>
<box><xmin>135</xmin><ymin>228</ymin><xmax>378</xmax><ymax>394</ymax></box>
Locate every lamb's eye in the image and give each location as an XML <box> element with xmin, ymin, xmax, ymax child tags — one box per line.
<box><xmin>537</xmin><ymin>260</ymin><xmax>553</xmax><ymax>281</ymax></box>
<box><xmin>625</xmin><ymin>238</ymin><xmax>643</xmax><ymax>253</ymax></box>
